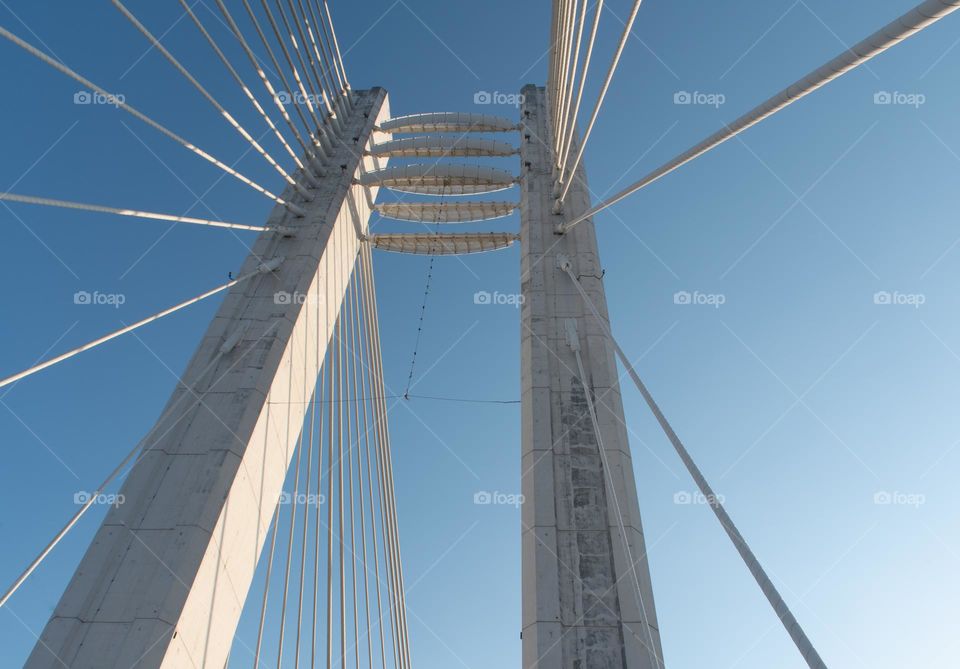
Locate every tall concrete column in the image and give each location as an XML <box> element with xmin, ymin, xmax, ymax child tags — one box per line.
<box><xmin>26</xmin><ymin>90</ymin><xmax>391</xmax><ymax>669</ymax></box>
<box><xmin>519</xmin><ymin>85</ymin><xmax>663</xmax><ymax>669</ymax></box>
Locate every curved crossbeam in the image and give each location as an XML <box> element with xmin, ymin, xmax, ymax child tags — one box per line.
<box><xmin>360</xmin><ymin>164</ymin><xmax>517</xmax><ymax>196</ymax></box>
<box><xmin>379</xmin><ymin>111</ymin><xmax>517</xmax><ymax>134</ymax></box>
<box><xmin>375</xmin><ymin>201</ymin><xmax>517</xmax><ymax>223</ymax></box>
<box><xmin>370</xmin><ymin>136</ymin><xmax>517</xmax><ymax>158</ymax></box>
<box><xmin>369</xmin><ymin>232</ymin><xmax>518</xmax><ymax>255</ymax></box>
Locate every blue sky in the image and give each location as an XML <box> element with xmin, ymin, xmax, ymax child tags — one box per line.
<box><xmin>1</xmin><ymin>0</ymin><xmax>959</xmax><ymax>667</ymax></box>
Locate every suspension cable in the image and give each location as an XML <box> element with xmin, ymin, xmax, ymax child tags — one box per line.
<box><xmin>295</xmin><ymin>308</ymin><xmax>320</xmax><ymax>669</ymax></box>
<box><xmin>177</xmin><ymin>0</ymin><xmax>318</xmax><ymax>183</ymax></box>
<box><xmin>111</xmin><ymin>0</ymin><xmax>312</xmax><ymax>199</ymax></box>
<box><xmin>0</xmin><ymin>319</ymin><xmax>280</xmax><ymax>610</ymax></box>
<box><xmin>550</xmin><ymin>0</ymin><xmax>570</xmax><ymax>138</ymax></box>
<box><xmin>556</xmin><ymin>0</ymin><xmax>588</xmax><ymax>161</ymax></box>
<box><xmin>277</xmin><ymin>344</ymin><xmax>309</xmax><ymax>669</ymax></box>
<box><xmin>325</xmin><ymin>283</ymin><xmax>337</xmax><ymax>669</ymax></box>
<box><xmin>0</xmin><ymin>345</ymin><xmax>227</xmax><ymax>609</ymax></box>
<box><xmin>336</xmin><ymin>258</ymin><xmax>348</xmax><ymax>669</ymax></box>
<box><xmin>212</xmin><ymin>0</ymin><xmax>325</xmax><ymax>166</ymax></box>
<box><xmin>560</xmin><ymin>262</ymin><xmax>828</xmax><ymax>669</ymax></box>
<box><xmin>345</xmin><ymin>265</ymin><xmax>361</xmax><ymax>669</ymax></box>
<box><xmin>360</xmin><ymin>246</ymin><xmax>402</xmax><ymax>669</ymax></box>
<box><xmin>0</xmin><ymin>258</ymin><xmax>283</xmax><ymax>390</ymax></box>
<box><xmin>547</xmin><ymin>0</ymin><xmax>562</xmax><ymax>125</ymax></box>
<box><xmin>282</xmin><ymin>0</ymin><xmax>339</xmax><ymax>130</ymax></box>
<box><xmin>357</xmin><ymin>250</ymin><xmax>389</xmax><ymax>669</ymax></box>
<box><xmin>311</xmin><ymin>0</ymin><xmax>345</xmax><ymax>100</ymax></box>
<box><xmin>0</xmin><ymin>191</ymin><xmax>268</xmax><ymax>231</ymax></box>
<box><xmin>298</xmin><ymin>0</ymin><xmax>348</xmax><ymax>120</ymax></box>
<box><xmin>319</xmin><ymin>0</ymin><xmax>352</xmax><ymax>97</ymax></box>
<box><xmin>362</xmin><ymin>244</ymin><xmax>412</xmax><ymax>668</ymax></box>
<box><xmin>559</xmin><ymin>0</ymin><xmax>960</xmax><ymax>232</ymax></box>
<box><xmin>348</xmin><ymin>261</ymin><xmax>375</xmax><ymax>669</ymax></box>
<box><xmin>557</xmin><ymin>0</ymin><xmax>603</xmax><ymax>171</ymax></box>
<box><xmin>565</xmin><ymin>319</ymin><xmax>662</xmax><ymax>669</ymax></box>
<box><xmin>253</xmin><ymin>396</ymin><xmax>280</xmax><ymax>669</ymax></box>
<box><xmin>557</xmin><ymin>0</ymin><xmax>581</xmax><ymax>155</ymax></box>
<box><xmin>552</xmin><ymin>0</ymin><xmax>573</xmax><ymax>141</ymax></box>
<box><xmin>403</xmin><ymin>200</ymin><xmax>444</xmax><ymax>400</ymax></box>
<box><xmin>0</xmin><ymin>26</ymin><xmax>306</xmax><ymax>217</ymax></box>
<box><xmin>556</xmin><ymin>0</ymin><xmax>644</xmax><ymax>205</ymax></box>
<box><xmin>235</xmin><ymin>0</ymin><xmax>331</xmax><ymax>157</ymax></box>
<box><xmin>310</xmin><ymin>291</ymin><xmax>328</xmax><ymax>669</ymax></box>
<box><xmin>259</xmin><ymin>0</ymin><xmax>331</xmax><ymax>140</ymax></box>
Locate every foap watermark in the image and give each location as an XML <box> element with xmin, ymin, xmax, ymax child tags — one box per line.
<box><xmin>674</xmin><ymin>90</ymin><xmax>726</xmax><ymax>108</ymax></box>
<box><xmin>474</xmin><ymin>90</ymin><xmax>525</xmax><ymax>108</ymax></box>
<box><xmin>275</xmin><ymin>90</ymin><xmax>325</xmax><ymax>106</ymax></box>
<box><xmin>474</xmin><ymin>490</ymin><xmax>524</xmax><ymax>508</ymax></box>
<box><xmin>873</xmin><ymin>291</ymin><xmax>925</xmax><ymax>308</ymax></box>
<box><xmin>873</xmin><ymin>490</ymin><xmax>925</xmax><ymax>508</ymax></box>
<box><xmin>673</xmin><ymin>290</ymin><xmax>725</xmax><ymax>308</ymax></box>
<box><xmin>274</xmin><ymin>291</ymin><xmax>311</xmax><ymax>306</ymax></box>
<box><xmin>873</xmin><ymin>91</ymin><xmax>926</xmax><ymax>108</ymax></box>
<box><xmin>673</xmin><ymin>490</ymin><xmax>725</xmax><ymax>506</ymax></box>
<box><xmin>74</xmin><ymin>290</ymin><xmax>126</xmax><ymax>308</ymax></box>
<box><xmin>279</xmin><ymin>491</ymin><xmax>326</xmax><ymax>506</ymax></box>
<box><xmin>74</xmin><ymin>90</ymin><xmax>125</xmax><ymax>107</ymax></box>
<box><xmin>474</xmin><ymin>290</ymin><xmax>524</xmax><ymax>308</ymax></box>
<box><xmin>74</xmin><ymin>491</ymin><xmax>125</xmax><ymax>508</ymax></box>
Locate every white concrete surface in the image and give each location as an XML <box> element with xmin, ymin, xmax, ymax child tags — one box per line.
<box><xmin>519</xmin><ymin>85</ymin><xmax>663</xmax><ymax>669</ymax></box>
<box><xmin>24</xmin><ymin>89</ymin><xmax>392</xmax><ymax>669</ymax></box>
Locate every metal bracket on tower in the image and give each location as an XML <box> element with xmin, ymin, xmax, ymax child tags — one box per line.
<box><xmin>219</xmin><ymin>323</ymin><xmax>250</xmax><ymax>355</ymax></box>
<box><xmin>257</xmin><ymin>256</ymin><xmax>284</xmax><ymax>274</ymax></box>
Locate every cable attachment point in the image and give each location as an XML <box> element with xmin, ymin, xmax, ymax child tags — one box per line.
<box><xmin>219</xmin><ymin>322</ymin><xmax>249</xmax><ymax>355</ymax></box>
<box><xmin>257</xmin><ymin>256</ymin><xmax>284</xmax><ymax>274</ymax></box>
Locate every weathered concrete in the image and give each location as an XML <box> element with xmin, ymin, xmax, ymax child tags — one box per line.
<box><xmin>25</xmin><ymin>89</ymin><xmax>391</xmax><ymax>669</ymax></box>
<box><xmin>519</xmin><ymin>85</ymin><xmax>663</xmax><ymax>669</ymax></box>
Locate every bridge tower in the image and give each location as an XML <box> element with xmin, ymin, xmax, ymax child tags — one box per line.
<box><xmin>519</xmin><ymin>86</ymin><xmax>663</xmax><ymax>668</ymax></box>
<box><xmin>24</xmin><ymin>90</ymin><xmax>395</xmax><ymax>669</ymax></box>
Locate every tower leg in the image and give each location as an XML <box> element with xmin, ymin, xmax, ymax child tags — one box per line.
<box><xmin>25</xmin><ymin>90</ymin><xmax>391</xmax><ymax>669</ymax></box>
<box><xmin>519</xmin><ymin>85</ymin><xmax>664</xmax><ymax>669</ymax></box>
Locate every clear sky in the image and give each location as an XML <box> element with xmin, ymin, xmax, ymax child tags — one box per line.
<box><xmin>0</xmin><ymin>1</ymin><xmax>958</xmax><ymax>667</ymax></box>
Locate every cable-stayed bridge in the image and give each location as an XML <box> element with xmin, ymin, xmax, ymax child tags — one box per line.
<box><xmin>0</xmin><ymin>1</ymin><xmax>958</xmax><ymax>667</ymax></box>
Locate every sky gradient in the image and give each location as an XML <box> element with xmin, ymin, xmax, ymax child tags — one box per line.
<box><xmin>0</xmin><ymin>1</ymin><xmax>958</xmax><ymax>667</ymax></box>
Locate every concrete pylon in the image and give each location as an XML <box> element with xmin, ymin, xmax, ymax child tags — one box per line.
<box><xmin>25</xmin><ymin>90</ymin><xmax>391</xmax><ymax>669</ymax></box>
<box><xmin>519</xmin><ymin>86</ymin><xmax>664</xmax><ymax>668</ymax></box>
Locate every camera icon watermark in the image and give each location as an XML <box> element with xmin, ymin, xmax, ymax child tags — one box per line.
<box><xmin>873</xmin><ymin>91</ymin><xmax>926</xmax><ymax>108</ymax></box>
<box><xmin>474</xmin><ymin>490</ymin><xmax>524</xmax><ymax>508</ymax></box>
<box><xmin>74</xmin><ymin>290</ymin><xmax>126</xmax><ymax>309</ymax></box>
<box><xmin>873</xmin><ymin>291</ymin><xmax>925</xmax><ymax>308</ymax></box>
<box><xmin>873</xmin><ymin>490</ymin><xmax>925</xmax><ymax>508</ymax></box>
<box><xmin>674</xmin><ymin>90</ymin><xmax>726</xmax><ymax>108</ymax></box>
<box><xmin>279</xmin><ymin>491</ymin><xmax>326</xmax><ymax>506</ymax></box>
<box><xmin>673</xmin><ymin>490</ymin><xmax>725</xmax><ymax>506</ymax></box>
<box><xmin>73</xmin><ymin>90</ymin><xmax>125</xmax><ymax>107</ymax></box>
<box><xmin>474</xmin><ymin>290</ymin><xmax>524</xmax><ymax>308</ymax></box>
<box><xmin>274</xmin><ymin>291</ymin><xmax>309</xmax><ymax>305</ymax></box>
<box><xmin>74</xmin><ymin>491</ymin><xmax>125</xmax><ymax>508</ymax></box>
<box><xmin>474</xmin><ymin>90</ymin><xmax>525</xmax><ymax>108</ymax></box>
<box><xmin>673</xmin><ymin>290</ymin><xmax>725</xmax><ymax>308</ymax></box>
